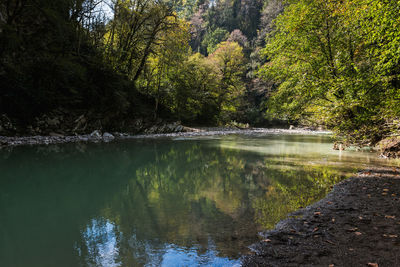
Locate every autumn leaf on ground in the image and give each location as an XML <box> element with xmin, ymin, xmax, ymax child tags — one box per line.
<box><xmin>367</xmin><ymin>263</ymin><xmax>378</xmax><ymax>267</ymax></box>
<box><xmin>354</xmin><ymin>232</ymin><xmax>362</xmax><ymax>236</ymax></box>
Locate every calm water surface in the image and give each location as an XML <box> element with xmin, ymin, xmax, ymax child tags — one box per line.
<box><xmin>0</xmin><ymin>133</ymin><xmax>398</xmax><ymax>267</ymax></box>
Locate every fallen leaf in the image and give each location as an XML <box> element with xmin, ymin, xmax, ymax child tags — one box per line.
<box><xmin>349</xmin><ymin>248</ymin><xmax>354</xmax><ymax>251</ymax></box>
<box><xmin>389</xmin><ymin>235</ymin><xmax>398</xmax><ymax>238</ymax></box>
<box><xmin>313</xmin><ymin>227</ymin><xmax>319</xmax><ymax>232</ymax></box>
<box><xmin>382</xmin><ymin>192</ymin><xmax>388</xmax><ymax>196</ymax></box>
<box><xmin>327</xmin><ymin>201</ymin><xmax>333</xmax><ymax>204</ymax></box>
<box><xmin>347</xmin><ymin>227</ymin><xmax>358</xmax><ymax>232</ymax></box>
<box><xmin>392</xmin><ymin>194</ymin><xmax>396</xmax><ymax>197</ymax></box>
<box><xmin>355</xmin><ymin>232</ymin><xmax>362</xmax><ymax>236</ymax></box>
<box><xmin>263</xmin><ymin>239</ymin><xmax>271</xmax><ymax>242</ymax></box>
<box><xmin>367</xmin><ymin>263</ymin><xmax>378</xmax><ymax>267</ymax></box>
<box><xmin>329</xmin><ymin>264</ymin><xmax>334</xmax><ymax>267</ymax></box>
<box><xmin>385</xmin><ymin>215</ymin><xmax>396</xmax><ymax>219</ymax></box>
<box><xmin>314</xmin><ymin>211</ymin><xmax>321</xmax><ymax>216</ymax></box>
<box><xmin>383</xmin><ymin>189</ymin><xmax>389</xmax><ymax>192</ymax></box>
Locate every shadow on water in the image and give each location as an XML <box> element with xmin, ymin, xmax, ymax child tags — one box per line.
<box><xmin>0</xmin><ymin>134</ymin><xmax>398</xmax><ymax>266</ymax></box>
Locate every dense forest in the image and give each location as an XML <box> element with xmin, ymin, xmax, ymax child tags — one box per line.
<box><xmin>1</xmin><ymin>0</ymin><xmax>399</xmax><ymax>146</ymax></box>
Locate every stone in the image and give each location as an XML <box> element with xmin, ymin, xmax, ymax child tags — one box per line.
<box><xmin>102</xmin><ymin>132</ymin><xmax>115</xmax><ymax>141</ymax></box>
<box><xmin>90</xmin><ymin>130</ymin><xmax>102</xmax><ymax>139</ymax></box>
<box><xmin>175</xmin><ymin>125</ymin><xmax>184</xmax><ymax>132</ymax></box>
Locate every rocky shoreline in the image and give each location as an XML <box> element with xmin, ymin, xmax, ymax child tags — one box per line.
<box><xmin>242</xmin><ymin>167</ymin><xmax>400</xmax><ymax>267</ymax></box>
<box><xmin>0</xmin><ymin>127</ymin><xmax>330</xmax><ymax>148</ymax></box>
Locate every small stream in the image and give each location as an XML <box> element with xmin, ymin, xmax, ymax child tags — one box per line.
<box><xmin>0</xmin><ymin>132</ymin><xmax>398</xmax><ymax>266</ymax></box>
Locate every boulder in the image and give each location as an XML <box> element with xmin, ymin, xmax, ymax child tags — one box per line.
<box><xmin>377</xmin><ymin>137</ymin><xmax>400</xmax><ymax>158</ymax></box>
<box><xmin>90</xmin><ymin>130</ymin><xmax>102</xmax><ymax>139</ymax></box>
<box><xmin>102</xmin><ymin>132</ymin><xmax>115</xmax><ymax>141</ymax></box>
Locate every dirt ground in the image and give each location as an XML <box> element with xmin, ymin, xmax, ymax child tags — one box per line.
<box><xmin>242</xmin><ymin>167</ymin><xmax>400</xmax><ymax>267</ymax></box>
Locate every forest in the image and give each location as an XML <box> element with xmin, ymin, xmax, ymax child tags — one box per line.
<box><xmin>1</xmin><ymin>0</ymin><xmax>400</xmax><ymax>146</ymax></box>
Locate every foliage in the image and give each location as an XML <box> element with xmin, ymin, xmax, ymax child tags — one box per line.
<box><xmin>201</xmin><ymin>27</ymin><xmax>229</xmax><ymax>54</ymax></box>
<box><xmin>209</xmin><ymin>41</ymin><xmax>246</xmax><ymax>122</ymax></box>
<box><xmin>259</xmin><ymin>0</ymin><xmax>400</xmax><ymax>145</ymax></box>
<box><xmin>0</xmin><ymin>0</ymin><xmax>253</xmax><ymax>129</ymax></box>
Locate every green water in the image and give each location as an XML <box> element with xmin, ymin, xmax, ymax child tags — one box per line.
<box><xmin>0</xmin><ymin>133</ymin><xmax>396</xmax><ymax>267</ymax></box>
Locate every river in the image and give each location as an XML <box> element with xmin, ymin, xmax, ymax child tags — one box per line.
<box><xmin>0</xmin><ymin>132</ymin><xmax>397</xmax><ymax>266</ymax></box>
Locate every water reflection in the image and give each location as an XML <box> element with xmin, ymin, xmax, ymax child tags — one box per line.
<box><xmin>0</xmin><ymin>134</ymin><xmax>398</xmax><ymax>267</ymax></box>
<box><xmin>78</xmin><ymin>219</ymin><xmax>121</xmax><ymax>267</ymax></box>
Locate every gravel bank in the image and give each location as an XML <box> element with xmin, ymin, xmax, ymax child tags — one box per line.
<box><xmin>242</xmin><ymin>167</ymin><xmax>400</xmax><ymax>267</ymax></box>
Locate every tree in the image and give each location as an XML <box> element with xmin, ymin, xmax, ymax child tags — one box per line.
<box><xmin>138</xmin><ymin>18</ymin><xmax>191</xmax><ymax>119</ymax></box>
<box><xmin>103</xmin><ymin>0</ymin><xmax>177</xmax><ymax>86</ymax></box>
<box><xmin>209</xmin><ymin>41</ymin><xmax>246</xmax><ymax>122</ymax></box>
<box><xmin>259</xmin><ymin>0</ymin><xmax>394</xmax><ymax>145</ymax></box>
<box><xmin>201</xmin><ymin>27</ymin><xmax>229</xmax><ymax>54</ymax></box>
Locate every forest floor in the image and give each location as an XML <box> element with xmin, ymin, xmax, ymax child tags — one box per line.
<box><xmin>243</xmin><ymin>166</ymin><xmax>400</xmax><ymax>267</ymax></box>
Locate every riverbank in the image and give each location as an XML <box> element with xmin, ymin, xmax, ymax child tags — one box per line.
<box><xmin>0</xmin><ymin>128</ymin><xmax>330</xmax><ymax>148</ymax></box>
<box><xmin>242</xmin><ymin>166</ymin><xmax>400</xmax><ymax>267</ymax></box>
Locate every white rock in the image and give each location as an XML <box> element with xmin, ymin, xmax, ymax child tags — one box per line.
<box><xmin>103</xmin><ymin>132</ymin><xmax>115</xmax><ymax>141</ymax></box>
<box><xmin>90</xmin><ymin>130</ymin><xmax>102</xmax><ymax>138</ymax></box>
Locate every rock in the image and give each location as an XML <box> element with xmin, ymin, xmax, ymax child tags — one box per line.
<box><xmin>333</xmin><ymin>142</ymin><xmax>346</xmax><ymax>151</ymax></box>
<box><xmin>176</xmin><ymin>125</ymin><xmax>184</xmax><ymax>132</ymax></box>
<box><xmin>146</xmin><ymin>125</ymin><xmax>158</xmax><ymax>134</ymax></box>
<box><xmin>102</xmin><ymin>132</ymin><xmax>115</xmax><ymax>141</ymax></box>
<box><xmin>90</xmin><ymin>130</ymin><xmax>102</xmax><ymax>139</ymax></box>
<box><xmin>182</xmin><ymin>126</ymin><xmax>201</xmax><ymax>132</ymax></box>
<box><xmin>377</xmin><ymin>137</ymin><xmax>400</xmax><ymax>158</ymax></box>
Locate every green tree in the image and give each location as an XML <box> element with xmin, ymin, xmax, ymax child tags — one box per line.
<box><xmin>201</xmin><ymin>27</ymin><xmax>229</xmax><ymax>54</ymax></box>
<box><xmin>259</xmin><ymin>0</ymin><xmax>396</xmax><ymax>145</ymax></box>
<box><xmin>209</xmin><ymin>41</ymin><xmax>246</xmax><ymax>122</ymax></box>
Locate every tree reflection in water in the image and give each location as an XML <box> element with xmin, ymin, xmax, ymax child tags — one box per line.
<box><xmin>1</xmin><ymin>134</ymin><xmax>388</xmax><ymax>266</ymax></box>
